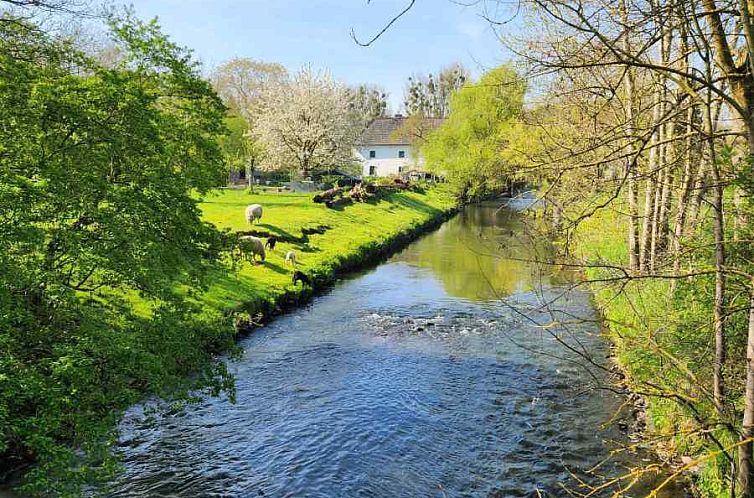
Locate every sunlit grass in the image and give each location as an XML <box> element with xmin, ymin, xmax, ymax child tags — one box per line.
<box><xmin>197</xmin><ymin>186</ymin><xmax>457</xmax><ymax>313</ymax></box>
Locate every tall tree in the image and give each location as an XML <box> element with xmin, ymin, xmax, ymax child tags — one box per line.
<box><xmin>211</xmin><ymin>57</ymin><xmax>287</xmax><ymax>119</ymax></box>
<box><xmin>403</xmin><ymin>63</ymin><xmax>468</xmax><ymax>117</ymax></box>
<box><xmin>422</xmin><ymin>65</ymin><xmax>526</xmax><ymax>199</ymax></box>
<box><xmin>211</xmin><ymin>57</ymin><xmax>286</xmax><ymax>187</ymax></box>
<box><xmin>220</xmin><ymin>115</ymin><xmax>265</xmax><ymax>191</ymax></box>
<box><xmin>252</xmin><ymin>67</ymin><xmax>360</xmax><ymax>177</ymax></box>
<box><xmin>0</xmin><ymin>13</ymin><xmax>232</xmax><ymax>493</ymax></box>
<box><xmin>347</xmin><ymin>83</ymin><xmax>389</xmax><ymax>128</ymax></box>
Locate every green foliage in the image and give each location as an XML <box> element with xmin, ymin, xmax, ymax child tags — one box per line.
<box><xmin>0</xmin><ymin>13</ymin><xmax>235</xmax><ymax>494</ymax></box>
<box><xmin>219</xmin><ymin>115</ymin><xmax>264</xmax><ymax>187</ymax></box>
<box><xmin>572</xmin><ymin>198</ymin><xmax>753</xmax><ymax>497</ymax></box>
<box><xmin>421</xmin><ymin>65</ymin><xmax>527</xmax><ymax>199</ymax></box>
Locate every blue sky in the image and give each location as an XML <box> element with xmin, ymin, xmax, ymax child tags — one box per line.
<box><xmin>123</xmin><ymin>0</ymin><xmax>516</xmax><ymax>111</ymax></box>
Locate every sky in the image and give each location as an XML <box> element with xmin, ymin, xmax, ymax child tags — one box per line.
<box><xmin>122</xmin><ymin>0</ymin><xmax>518</xmax><ymax>111</ymax></box>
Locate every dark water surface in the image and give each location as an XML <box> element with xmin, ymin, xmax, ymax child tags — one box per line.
<box><xmin>109</xmin><ymin>199</ymin><xmax>677</xmax><ymax>497</ymax></box>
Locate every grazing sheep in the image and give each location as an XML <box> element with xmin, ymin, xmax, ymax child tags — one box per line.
<box><xmin>238</xmin><ymin>235</ymin><xmax>266</xmax><ymax>263</ymax></box>
<box><xmin>265</xmin><ymin>236</ymin><xmax>277</xmax><ymax>251</ymax></box>
<box><xmin>292</xmin><ymin>270</ymin><xmax>312</xmax><ymax>287</ymax></box>
<box><xmin>284</xmin><ymin>250</ymin><xmax>297</xmax><ymax>266</ymax></box>
<box><xmin>245</xmin><ymin>204</ymin><xmax>263</xmax><ymax>224</ymax></box>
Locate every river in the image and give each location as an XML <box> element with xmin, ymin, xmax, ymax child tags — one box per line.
<box><xmin>108</xmin><ymin>199</ymin><xmax>680</xmax><ymax>497</ymax></box>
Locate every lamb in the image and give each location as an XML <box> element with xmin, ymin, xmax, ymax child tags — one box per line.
<box><xmin>265</xmin><ymin>236</ymin><xmax>277</xmax><ymax>251</ymax></box>
<box><xmin>245</xmin><ymin>204</ymin><xmax>263</xmax><ymax>224</ymax></box>
<box><xmin>291</xmin><ymin>270</ymin><xmax>312</xmax><ymax>287</ymax></box>
<box><xmin>238</xmin><ymin>235</ymin><xmax>266</xmax><ymax>263</ymax></box>
<box><xmin>284</xmin><ymin>250</ymin><xmax>297</xmax><ymax>266</ymax></box>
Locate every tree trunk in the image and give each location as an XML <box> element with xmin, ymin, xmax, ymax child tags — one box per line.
<box><xmin>738</xmin><ymin>279</ymin><xmax>754</xmax><ymax>496</ymax></box>
<box><xmin>622</xmin><ymin>0</ymin><xmax>640</xmax><ymax>272</ymax></box>
<box><xmin>657</xmin><ymin>122</ymin><xmax>675</xmax><ymax>258</ymax></box>
<box><xmin>640</xmin><ymin>87</ymin><xmax>662</xmax><ymax>272</ymax></box>
<box><xmin>640</xmin><ymin>173</ymin><xmax>656</xmax><ymax>273</ymax></box>
<box><xmin>649</xmin><ymin>165</ymin><xmax>664</xmax><ymax>273</ymax></box>
<box><xmin>687</xmin><ymin>156</ymin><xmax>708</xmax><ymax>231</ymax></box>
<box><xmin>736</xmin><ymin>124</ymin><xmax>754</xmax><ymax>497</ymax></box>
<box><xmin>247</xmin><ymin>160</ymin><xmax>254</xmax><ymax>193</ymax></box>
<box><xmin>704</xmin><ymin>100</ymin><xmax>726</xmax><ymax>415</ymax></box>
<box><xmin>672</xmin><ymin>105</ymin><xmax>696</xmax><ymax>281</ymax></box>
<box><xmin>655</xmin><ymin>15</ymin><xmax>675</xmax><ymax>261</ymax></box>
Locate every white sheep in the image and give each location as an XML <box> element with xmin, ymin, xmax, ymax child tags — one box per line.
<box><xmin>238</xmin><ymin>235</ymin><xmax>266</xmax><ymax>264</ymax></box>
<box><xmin>245</xmin><ymin>204</ymin><xmax>263</xmax><ymax>224</ymax></box>
<box><xmin>284</xmin><ymin>250</ymin><xmax>297</xmax><ymax>266</ymax></box>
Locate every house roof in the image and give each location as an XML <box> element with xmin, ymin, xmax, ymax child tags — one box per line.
<box><xmin>359</xmin><ymin>116</ymin><xmax>445</xmax><ymax>146</ymax></box>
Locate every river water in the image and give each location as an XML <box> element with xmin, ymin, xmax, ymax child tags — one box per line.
<box><xmin>108</xmin><ymin>199</ymin><xmax>679</xmax><ymax>497</ymax></box>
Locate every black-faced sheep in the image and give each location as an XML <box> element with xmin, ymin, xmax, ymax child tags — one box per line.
<box><xmin>245</xmin><ymin>204</ymin><xmax>263</xmax><ymax>224</ymax></box>
<box><xmin>265</xmin><ymin>236</ymin><xmax>277</xmax><ymax>251</ymax></box>
<box><xmin>292</xmin><ymin>270</ymin><xmax>311</xmax><ymax>287</ymax></box>
<box><xmin>238</xmin><ymin>235</ymin><xmax>266</xmax><ymax>263</ymax></box>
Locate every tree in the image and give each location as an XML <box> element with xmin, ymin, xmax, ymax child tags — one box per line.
<box><xmin>219</xmin><ymin>115</ymin><xmax>265</xmax><ymax>191</ymax></box>
<box><xmin>422</xmin><ymin>65</ymin><xmax>527</xmax><ymax>199</ymax></box>
<box><xmin>253</xmin><ymin>67</ymin><xmax>360</xmax><ymax>177</ymax></box>
<box><xmin>403</xmin><ymin>63</ymin><xmax>468</xmax><ymax>117</ymax></box>
<box><xmin>211</xmin><ymin>57</ymin><xmax>286</xmax><ymax>188</ymax></box>
<box><xmin>211</xmin><ymin>57</ymin><xmax>287</xmax><ymax>119</ymax></box>
<box><xmin>347</xmin><ymin>83</ymin><xmax>389</xmax><ymax>129</ymax></box>
<box><xmin>0</xmin><ymin>13</ymin><xmax>233</xmax><ymax>493</ymax></box>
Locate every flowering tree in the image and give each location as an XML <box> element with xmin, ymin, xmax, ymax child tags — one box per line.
<box><xmin>253</xmin><ymin>68</ymin><xmax>360</xmax><ymax>177</ymax></box>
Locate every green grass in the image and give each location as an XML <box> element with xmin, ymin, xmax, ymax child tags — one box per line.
<box><xmin>570</xmin><ymin>200</ymin><xmax>730</xmax><ymax>497</ymax></box>
<box><xmin>198</xmin><ymin>186</ymin><xmax>457</xmax><ymax>315</ymax></box>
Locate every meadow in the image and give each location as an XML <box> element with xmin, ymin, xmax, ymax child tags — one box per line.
<box><xmin>198</xmin><ymin>186</ymin><xmax>457</xmax><ymax>318</ymax></box>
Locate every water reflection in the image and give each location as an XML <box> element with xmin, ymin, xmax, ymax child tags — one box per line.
<box><xmin>394</xmin><ymin>199</ymin><xmax>554</xmax><ymax>301</ymax></box>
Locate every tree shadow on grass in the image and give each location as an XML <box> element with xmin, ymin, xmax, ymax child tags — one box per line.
<box><xmin>297</xmin><ymin>244</ymin><xmax>320</xmax><ymax>253</ymax></box>
<box><xmin>238</xmin><ymin>225</ymin><xmax>306</xmax><ymax>243</ymax></box>
<box><xmin>387</xmin><ymin>192</ymin><xmax>444</xmax><ymax>216</ymax></box>
<box><xmin>258</xmin><ymin>260</ymin><xmax>288</xmax><ymax>275</ymax></box>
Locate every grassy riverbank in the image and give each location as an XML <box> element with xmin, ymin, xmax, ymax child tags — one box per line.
<box><xmin>570</xmin><ymin>202</ymin><xmax>729</xmax><ymax>496</ymax></box>
<box><xmin>199</xmin><ymin>186</ymin><xmax>458</xmax><ymax>317</ymax></box>
<box><xmin>3</xmin><ymin>186</ymin><xmax>457</xmax><ymax>495</ymax></box>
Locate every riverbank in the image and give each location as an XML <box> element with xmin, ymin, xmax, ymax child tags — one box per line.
<box><xmin>570</xmin><ymin>202</ymin><xmax>715</xmax><ymax>496</ymax></box>
<box><xmin>2</xmin><ymin>186</ymin><xmax>457</xmax><ymax>496</ymax></box>
<box><xmin>199</xmin><ymin>186</ymin><xmax>458</xmax><ymax>323</ymax></box>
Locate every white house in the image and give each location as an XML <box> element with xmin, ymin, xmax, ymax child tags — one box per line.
<box><xmin>354</xmin><ymin>116</ymin><xmax>444</xmax><ymax>178</ymax></box>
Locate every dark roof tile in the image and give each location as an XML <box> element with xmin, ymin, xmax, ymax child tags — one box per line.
<box><xmin>359</xmin><ymin>117</ymin><xmax>444</xmax><ymax>145</ymax></box>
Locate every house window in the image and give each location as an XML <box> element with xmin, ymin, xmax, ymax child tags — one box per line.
<box><xmin>369</xmin><ymin>165</ymin><xmax>376</xmax><ymax>176</ymax></box>
<box><xmin>369</xmin><ymin>150</ymin><xmax>376</xmax><ymax>158</ymax></box>
<box><xmin>398</xmin><ymin>150</ymin><xmax>406</xmax><ymax>158</ymax></box>
<box><xmin>398</xmin><ymin>166</ymin><xmax>404</xmax><ymax>173</ymax></box>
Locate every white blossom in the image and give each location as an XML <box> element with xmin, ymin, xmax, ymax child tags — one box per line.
<box><xmin>252</xmin><ymin>67</ymin><xmax>360</xmax><ymax>176</ymax></box>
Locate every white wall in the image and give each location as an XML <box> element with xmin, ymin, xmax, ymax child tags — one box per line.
<box><xmin>354</xmin><ymin>145</ymin><xmax>421</xmax><ymax>177</ymax></box>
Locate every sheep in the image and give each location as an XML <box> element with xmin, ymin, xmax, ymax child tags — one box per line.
<box><xmin>284</xmin><ymin>250</ymin><xmax>297</xmax><ymax>266</ymax></box>
<box><xmin>238</xmin><ymin>235</ymin><xmax>266</xmax><ymax>264</ymax></box>
<box><xmin>291</xmin><ymin>270</ymin><xmax>312</xmax><ymax>287</ymax></box>
<box><xmin>245</xmin><ymin>204</ymin><xmax>263</xmax><ymax>224</ymax></box>
<box><xmin>265</xmin><ymin>236</ymin><xmax>277</xmax><ymax>251</ymax></box>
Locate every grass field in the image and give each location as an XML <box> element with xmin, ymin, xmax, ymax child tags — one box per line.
<box><xmin>198</xmin><ymin>186</ymin><xmax>457</xmax><ymax>315</ymax></box>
